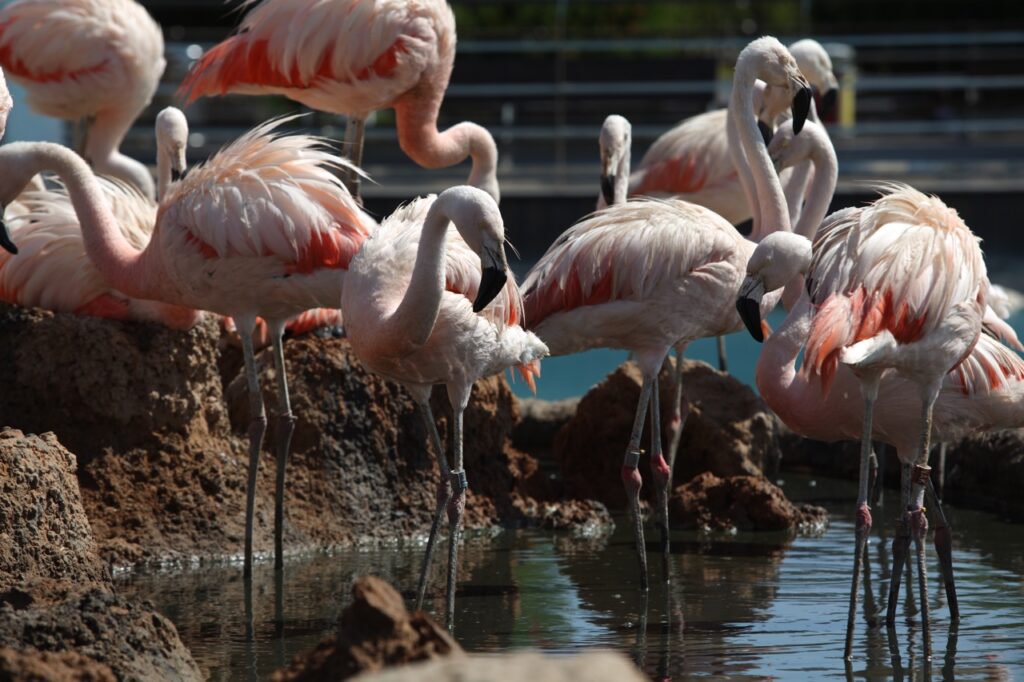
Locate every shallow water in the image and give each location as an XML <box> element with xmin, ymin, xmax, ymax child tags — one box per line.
<box><xmin>119</xmin><ymin>475</ymin><xmax>1024</xmax><ymax>681</ymax></box>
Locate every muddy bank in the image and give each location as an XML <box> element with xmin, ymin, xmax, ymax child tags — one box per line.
<box><xmin>554</xmin><ymin>358</ymin><xmax>782</xmax><ymax>509</ymax></box>
<box><xmin>0</xmin><ymin>304</ymin><xmax>607</xmax><ymax>569</ymax></box>
<box><xmin>0</xmin><ymin>428</ymin><xmax>202</xmax><ymax>681</ymax></box>
<box><xmin>670</xmin><ymin>471</ymin><xmax>828</xmax><ymax>532</ymax></box>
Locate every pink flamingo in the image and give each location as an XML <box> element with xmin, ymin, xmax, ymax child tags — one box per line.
<box><xmin>0</xmin><ymin>0</ymin><xmax>166</xmax><ymax>199</ymax></box>
<box><xmin>521</xmin><ymin>37</ymin><xmax>811</xmax><ymax>590</ymax></box>
<box><xmin>179</xmin><ymin>0</ymin><xmax>498</xmax><ymax>203</ymax></box>
<box><xmin>736</xmin><ymin>184</ymin><xmax>991</xmax><ymax>659</ymax></box>
<box><xmin>341</xmin><ymin>185</ymin><xmax>546</xmax><ymax>629</ymax></box>
<box><xmin>628</xmin><ymin>39</ymin><xmax>836</xmax><ymax>225</ymax></box>
<box><xmin>0</xmin><ymin>118</ymin><xmax>375</xmax><ymax>576</ymax></box>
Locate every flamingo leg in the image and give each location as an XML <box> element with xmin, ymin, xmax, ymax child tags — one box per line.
<box><xmin>649</xmin><ymin>378</ymin><xmax>671</xmax><ymax>583</ymax></box>
<box><xmin>445</xmin><ymin>406</ymin><xmax>467</xmax><ymax>631</ymax></box>
<box><xmin>239</xmin><ymin>321</ymin><xmax>267</xmax><ymax>578</ymax></box>
<box><xmin>414</xmin><ymin>400</ymin><xmax>453</xmax><ymax>612</ymax></box>
<box><xmin>269</xmin><ymin>326</ymin><xmax>295</xmax><ymax>571</ymax></box>
<box><xmin>886</xmin><ymin>461</ymin><xmax>911</xmax><ymax>626</ymax></box>
<box><xmin>623</xmin><ymin>375</ymin><xmax>655</xmax><ymax>591</ymax></box>
<box><xmin>343</xmin><ymin>116</ymin><xmax>366</xmax><ymax>203</ymax></box>
<box><xmin>907</xmin><ymin>383</ymin><xmax>941</xmax><ymax>660</ymax></box>
<box><xmin>934</xmin><ymin>442</ymin><xmax>947</xmax><ymax>500</ymax></box>
<box><xmin>871</xmin><ymin>443</ymin><xmax>887</xmax><ymax>508</ymax></box>
<box><xmin>844</xmin><ymin>377</ymin><xmax>878</xmax><ymax>660</ymax></box>
<box><xmin>927</xmin><ymin>475</ymin><xmax>960</xmax><ymax>621</ymax></box>
<box><xmin>664</xmin><ymin>351</ymin><xmax>689</xmax><ymax>474</ymax></box>
<box><xmin>715</xmin><ymin>335</ymin><xmax>728</xmax><ymax>373</ymax></box>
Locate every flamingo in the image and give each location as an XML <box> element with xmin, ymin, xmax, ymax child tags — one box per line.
<box><xmin>736</xmin><ymin>185</ymin><xmax>990</xmax><ymax>659</ymax></box>
<box><xmin>0</xmin><ymin>118</ymin><xmax>375</xmax><ymax>577</ymax></box>
<box><xmin>341</xmin><ymin>185</ymin><xmax>547</xmax><ymax>629</ymax></box>
<box><xmin>520</xmin><ymin>37</ymin><xmax>811</xmax><ymax>590</ymax></box>
<box><xmin>0</xmin><ymin>0</ymin><xmax>166</xmax><ymax>199</ymax></box>
<box><xmin>179</xmin><ymin>0</ymin><xmax>498</xmax><ymax>203</ymax></box>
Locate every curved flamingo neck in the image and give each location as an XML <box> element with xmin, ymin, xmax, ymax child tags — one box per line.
<box><xmin>5</xmin><ymin>142</ymin><xmax>163</xmax><ymax>301</ymax></box>
<box><xmin>792</xmin><ymin>135</ymin><xmax>838</xmax><ymax>239</ymax></box>
<box><xmin>85</xmin><ymin>111</ymin><xmax>156</xmax><ymax>200</ymax></box>
<box><xmin>157</xmin><ymin>143</ymin><xmax>172</xmax><ymax>201</ymax></box>
<box><xmin>393</xmin><ymin>92</ymin><xmax>499</xmax><ymax>202</ymax></box>
<box><xmin>757</xmin><ymin>296</ymin><xmax>819</xmax><ymax>424</ymax></box>
<box><xmin>727</xmin><ymin>99</ymin><xmax>761</xmax><ymax>237</ymax></box>
<box><xmin>733</xmin><ymin>56</ymin><xmax>790</xmax><ymax>239</ymax></box>
<box><xmin>378</xmin><ymin>195</ymin><xmax>455</xmax><ymax>354</ymax></box>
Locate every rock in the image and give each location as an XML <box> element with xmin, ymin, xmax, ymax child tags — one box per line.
<box><xmin>0</xmin><ymin>647</ymin><xmax>116</xmax><ymax>681</ymax></box>
<box><xmin>945</xmin><ymin>429</ymin><xmax>1024</xmax><ymax>521</ymax></box>
<box><xmin>555</xmin><ymin>358</ymin><xmax>780</xmax><ymax>509</ymax></box>
<box><xmin>511</xmin><ymin>397</ymin><xmax>580</xmax><ymax>460</ymax></box>
<box><xmin>0</xmin><ymin>590</ymin><xmax>202</xmax><ymax>682</ymax></box>
<box><xmin>1</xmin><ymin>303</ymin><xmax>606</xmax><ymax>568</ymax></box>
<box><xmin>349</xmin><ymin>651</ymin><xmax>646</xmax><ymax>682</ymax></box>
<box><xmin>669</xmin><ymin>472</ymin><xmax>828</xmax><ymax>532</ymax></box>
<box><xmin>0</xmin><ymin>429</ymin><xmax>109</xmax><ymax>593</ymax></box>
<box><xmin>273</xmin><ymin>576</ymin><xmax>461</xmax><ymax>681</ymax></box>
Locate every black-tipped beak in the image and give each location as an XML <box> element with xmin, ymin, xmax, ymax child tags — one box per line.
<box><xmin>757</xmin><ymin>120</ymin><xmax>774</xmax><ymax>147</ymax></box>
<box><xmin>735</xmin><ymin>276</ymin><xmax>765</xmax><ymax>343</ymax></box>
<box><xmin>474</xmin><ymin>266</ymin><xmax>507</xmax><ymax>312</ymax></box>
<box><xmin>600</xmin><ymin>174</ymin><xmax>615</xmax><ymax>207</ymax></box>
<box><xmin>0</xmin><ymin>216</ymin><xmax>17</xmax><ymax>255</ymax></box>
<box><xmin>171</xmin><ymin>168</ymin><xmax>184</xmax><ymax>182</ymax></box>
<box><xmin>820</xmin><ymin>87</ymin><xmax>838</xmax><ymax>119</ymax></box>
<box><xmin>792</xmin><ymin>86</ymin><xmax>812</xmax><ymax>135</ymax></box>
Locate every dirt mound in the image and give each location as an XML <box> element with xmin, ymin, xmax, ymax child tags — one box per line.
<box><xmin>670</xmin><ymin>472</ymin><xmax>828</xmax><ymax>532</ymax></box>
<box><xmin>1</xmin><ymin>304</ymin><xmax>607</xmax><ymax>569</ymax></box>
<box><xmin>555</xmin><ymin>358</ymin><xmax>780</xmax><ymax>509</ymax></box>
<box><xmin>274</xmin><ymin>576</ymin><xmax>461</xmax><ymax>681</ymax></box>
<box><xmin>0</xmin><ymin>647</ymin><xmax>116</xmax><ymax>681</ymax></box>
<box><xmin>348</xmin><ymin>651</ymin><xmax>647</xmax><ymax>682</ymax></box>
<box><xmin>0</xmin><ymin>429</ymin><xmax>109</xmax><ymax>592</ymax></box>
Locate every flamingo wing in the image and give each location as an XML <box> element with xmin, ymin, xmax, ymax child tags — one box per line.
<box><xmin>521</xmin><ymin>198</ymin><xmax>739</xmax><ymax>328</ymax></box>
<box><xmin>179</xmin><ymin>0</ymin><xmax>453</xmax><ymax>116</ymax></box>
<box><xmin>802</xmin><ymin>184</ymin><xmax>987</xmax><ymax>391</ymax></box>
<box><xmin>631</xmin><ymin>110</ymin><xmax>731</xmax><ymax>197</ymax></box>
<box><xmin>160</xmin><ymin>117</ymin><xmax>374</xmax><ymax>275</ymax></box>
<box><xmin>0</xmin><ymin>0</ymin><xmax>164</xmax><ymax>119</ymax></box>
<box><xmin>949</xmin><ymin>332</ymin><xmax>1024</xmax><ymax>396</ymax></box>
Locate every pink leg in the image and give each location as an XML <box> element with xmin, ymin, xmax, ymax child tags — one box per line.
<box><xmin>414</xmin><ymin>401</ymin><xmax>452</xmax><ymax>611</ymax></box>
<box><xmin>649</xmin><ymin>378</ymin><xmax>672</xmax><ymax>583</ymax></box>
<box><xmin>886</xmin><ymin>462</ymin><xmax>911</xmax><ymax>626</ymax></box>
<box><xmin>623</xmin><ymin>375</ymin><xmax>655</xmax><ymax>591</ymax></box>
<box><xmin>845</xmin><ymin>379</ymin><xmax>877</xmax><ymax>660</ymax></box>
<box><xmin>927</xmin><ymin>476</ymin><xmax>959</xmax><ymax>621</ymax></box>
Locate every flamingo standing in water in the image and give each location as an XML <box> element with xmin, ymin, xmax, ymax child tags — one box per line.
<box><xmin>521</xmin><ymin>37</ymin><xmax>812</xmax><ymax>590</ymax></box>
<box><xmin>179</xmin><ymin>0</ymin><xmax>498</xmax><ymax>203</ymax></box>
<box><xmin>0</xmin><ymin>0</ymin><xmax>165</xmax><ymax>199</ymax></box>
<box><xmin>342</xmin><ymin>185</ymin><xmax>546</xmax><ymax>629</ymax></box>
<box><xmin>0</xmin><ymin>119</ymin><xmax>375</xmax><ymax>576</ymax></box>
<box><xmin>736</xmin><ymin>184</ymin><xmax>991</xmax><ymax>659</ymax></box>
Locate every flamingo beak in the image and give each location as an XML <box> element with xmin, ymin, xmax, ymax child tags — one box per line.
<box><xmin>820</xmin><ymin>87</ymin><xmax>839</xmax><ymax>119</ymax></box>
<box><xmin>757</xmin><ymin>120</ymin><xmax>774</xmax><ymax>147</ymax></box>
<box><xmin>736</xmin><ymin>276</ymin><xmax>766</xmax><ymax>343</ymax></box>
<box><xmin>600</xmin><ymin>174</ymin><xmax>615</xmax><ymax>207</ymax></box>
<box><xmin>474</xmin><ymin>245</ymin><xmax>507</xmax><ymax>312</ymax></box>
<box><xmin>792</xmin><ymin>86</ymin><xmax>813</xmax><ymax>135</ymax></box>
<box><xmin>0</xmin><ymin>215</ymin><xmax>16</xmax><ymax>255</ymax></box>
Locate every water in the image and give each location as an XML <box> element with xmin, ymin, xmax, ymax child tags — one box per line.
<box><xmin>119</xmin><ymin>475</ymin><xmax>1024</xmax><ymax>681</ymax></box>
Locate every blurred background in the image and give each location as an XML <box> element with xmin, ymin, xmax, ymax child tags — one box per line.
<box><xmin>6</xmin><ymin>1</ymin><xmax>1024</xmax><ymax>277</ymax></box>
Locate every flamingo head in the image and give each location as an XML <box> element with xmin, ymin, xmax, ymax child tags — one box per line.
<box><xmin>790</xmin><ymin>39</ymin><xmax>840</xmax><ymax>119</ymax></box>
<box><xmin>437</xmin><ymin>186</ymin><xmax>510</xmax><ymax>312</ymax></box>
<box><xmin>736</xmin><ymin>232</ymin><xmax>812</xmax><ymax>341</ymax></box>
<box><xmin>743</xmin><ymin>37</ymin><xmax>813</xmax><ymax>134</ymax></box>
<box><xmin>598</xmin><ymin>114</ymin><xmax>632</xmax><ymax>207</ymax></box>
<box><xmin>156</xmin><ymin>107</ymin><xmax>189</xmax><ymax>183</ymax></box>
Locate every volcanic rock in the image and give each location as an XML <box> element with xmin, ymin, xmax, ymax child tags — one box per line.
<box><xmin>349</xmin><ymin>651</ymin><xmax>646</xmax><ymax>682</ymax></box>
<box><xmin>273</xmin><ymin>576</ymin><xmax>461</xmax><ymax>681</ymax></box>
<box><xmin>670</xmin><ymin>472</ymin><xmax>828</xmax><ymax>532</ymax></box>
<box><xmin>555</xmin><ymin>358</ymin><xmax>780</xmax><ymax>509</ymax></box>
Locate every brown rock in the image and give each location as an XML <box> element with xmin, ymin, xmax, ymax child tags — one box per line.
<box><xmin>670</xmin><ymin>472</ymin><xmax>828</xmax><ymax>532</ymax></box>
<box><xmin>273</xmin><ymin>576</ymin><xmax>461</xmax><ymax>681</ymax></box>
<box><xmin>942</xmin><ymin>428</ymin><xmax>1024</xmax><ymax>521</ymax></box>
<box><xmin>349</xmin><ymin>651</ymin><xmax>646</xmax><ymax>682</ymax></box>
<box><xmin>555</xmin><ymin>358</ymin><xmax>780</xmax><ymax>509</ymax></box>
<box><xmin>0</xmin><ymin>590</ymin><xmax>202</xmax><ymax>681</ymax></box>
<box><xmin>0</xmin><ymin>647</ymin><xmax>115</xmax><ymax>682</ymax></box>
<box><xmin>0</xmin><ymin>429</ymin><xmax>109</xmax><ymax>593</ymax></box>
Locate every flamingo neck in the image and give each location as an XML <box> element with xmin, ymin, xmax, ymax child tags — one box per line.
<box><xmin>157</xmin><ymin>145</ymin><xmax>171</xmax><ymax>201</ymax></box>
<box><xmin>792</xmin><ymin>137</ymin><xmax>838</xmax><ymax>239</ymax></box>
<box><xmin>733</xmin><ymin>58</ymin><xmax>790</xmax><ymax>239</ymax></box>
<box><xmin>727</xmin><ymin>99</ymin><xmax>761</xmax><ymax>237</ymax></box>
<box><xmin>394</xmin><ymin>92</ymin><xmax>499</xmax><ymax>202</ymax></box>
<box><xmin>85</xmin><ymin>111</ymin><xmax>155</xmax><ymax>200</ymax></box>
<box><xmin>757</xmin><ymin>296</ymin><xmax>817</xmax><ymax>422</ymax></box>
<box><xmin>7</xmin><ymin>142</ymin><xmax>163</xmax><ymax>301</ymax></box>
<box><xmin>378</xmin><ymin>196</ymin><xmax>454</xmax><ymax>354</ymax></box>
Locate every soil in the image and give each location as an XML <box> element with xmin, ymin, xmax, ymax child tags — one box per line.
<box><xmin>273</xmin><ymin>576</ymin><xmax>461</xmax><ymax>681</ymax></box>
<box><xmin>670</xmin><ymin>471</ymin><xmax>829</xmax><ymax>532</ymax></box>
<box><xmin>555</xmin><ymin>357</ymin><xmax>781</xmax><ymax>509</ymax></box>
